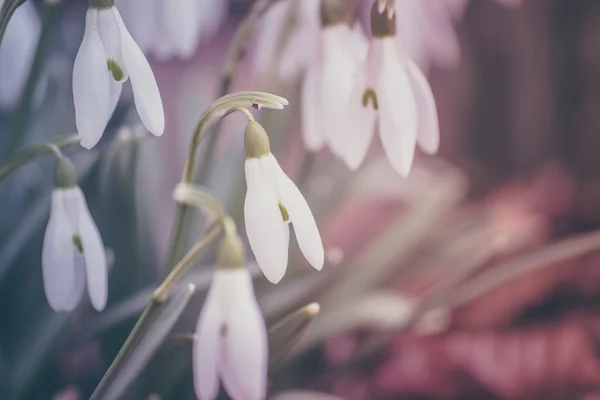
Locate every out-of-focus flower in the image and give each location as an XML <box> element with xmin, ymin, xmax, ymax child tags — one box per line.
<box><xmin>342</xmin><ymin>2</ymin><xmax>439</xmax><ymax>177</ymax></box>
<box><xmin>0</xmin><ymin>0</ymin><xmax>40</xmax><ymax>109</ymax></box>
<box><xmin>301</xmin><ymin>0</ymin><xmax>367</xmax><ymax>152</ymax></box>
<box><xmin>194</xmin><ymin>232</ymin><xmax>268</xmax><ymax>400</ymax></box>
<box><xmin>116</xmin><ymin>0</ymin><xmax>227</xmax><ymax>61</ymax></box>
<box><xmin>244</xmin><ymin>121</ymin><xmax>324</xmax><ymax>283</ymax></box>
<box><xmin>42</xmin><ymin>157</ymin><xmax>107</xmax><ymax>312</ymax></box>
<box><xmin>250</xmin><ymin>0</ymin><xmax>320</xmax><ymax>83</ymax></box>
<box><xmin>394</xmin><ymin>0</ymin><xmax>522</xmax><ymax>71</ymax></box>
<box><xmin>73</xmin><ymin>0</ymin><xmax>164</xmax><ymax>149</ymax></box>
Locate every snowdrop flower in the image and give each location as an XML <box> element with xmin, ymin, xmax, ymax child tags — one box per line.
<box><xmin>0</xmin><ymin>0</ymin><xmax>40</xmax><ymax>109</ymax></box>
<box><xmin>194</xmin><ymin>231</ymin><xmax>268</xmax><ymax>400</ymax></box>
<box><xmin>302</xmin><ymin>0</ymin><xmax>367</xmax><ymax>153</ymax></box>
<box><xmin>244</xmin><ymin>121</ymin><xmax>324</xmax><ymax>283</ymax></box>
<box><xmin>343</xmin><ymin>1</ymin><xmax>439</xmax><ymax>177</ymax></box>
<box><xmin>42</xmin><ymin>156</ymin><xmax>107</xmax><ymax>312</ymax></box>
<box><xmin>73</xmin><ymin>0</ymin><xmax>164</xmax><ymax>149</ymax></box>
<box><xmin>116</xmin><ymin>0</ymin><xmax>227</xmax><ymax>61</ymax></box>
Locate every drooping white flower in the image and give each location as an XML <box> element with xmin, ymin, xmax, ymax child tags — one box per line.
<box><xmin>0</xmin><ymin>0</ymin><xmax>40</xmax><ymax>109</ymax></box>
<box><xmin>73</xmin><ymin>0</ymin><xmax>164</xmax><ymax>149</ymax></box>
<box><xmin>42</xmin><ymin>157</ymin><xmax>107</xmax><ymax>311</ymax></box>
<box><xmin>116</xmin><ymin>0</ymin><xmax>227</xmax><ymax>61</ymax></box>
<box><xmin>194</xmin><ymin>232</ymin><xmax>267</xmax><ymax>400</ymax></box>
<box><xmin>244</xmin><ymin>121</ymin><xmax>324</xmax><ymax>284</ymax></box>
<box><xmin>342</xmin><ymin>2</ymin><xmax>439</xmax><ymax>177</ymax></box>
<box><xmin>301</xmin><ymin>2</ymin><xmax>367</xmax><ymax>153</ymax></box>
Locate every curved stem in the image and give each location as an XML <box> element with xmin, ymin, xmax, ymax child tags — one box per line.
<box><xmin>4</xmin><ymin>0</ymin><xmax>63</xmax><ymax>159</ymax></box>
<box><xmin>0</xmin><ymin>0</ymin><xmax>25</xmax><ymax>45</ymax></box>
<box><xmin>0</xmin><ymin>134</ymin><xmax>79</xmax><ymax>184</ymax></box>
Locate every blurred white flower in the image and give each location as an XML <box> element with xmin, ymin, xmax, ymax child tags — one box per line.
<box><xmin>251</xmin><ymin>0</ymin><xmax>320</xmax><ymax>83</ymax></box>
<box><xmin>194</xmin><ymin>267</ymin><xmax>267</xmax><ymax>400</ymax></box>
<box><xmin>73</xmin><ymin>4</ymin><xmax>164</xmax><ymax>149</ymax></box>
<box><xmin>394</xmin><ymin>0</ymin><xmax>522</xmax><ymax>71</ymax></box>
<box><xmin>343</xmin><ymin>3</ymin><xmax>439</xmax><ymax>177</ymax></box>
<box><xmin>116</xmin><ymin>0</ymin><xmax>227</xmax><ymax>61</ymax></box>
<box><xmin>244</xmin><ymin>121</ymin><xmax>324</xmax><ymax>283</ymax></box>
<box><xmin>0</xmin><ymin>0</ymin><xmax>40</xmax><ymax>109</ymax></box>
<box><xmin>42</xmin><ymin>187</ymin><xmax>107</xmax><ymax>312</ymax></box>
<box><xmin>302</xmin><ymin>17</ymin><xmax>367</xmax><ymax>153</ymax></box>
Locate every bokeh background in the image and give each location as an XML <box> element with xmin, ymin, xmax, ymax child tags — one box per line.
<box><xmin>2</xmin><ymin>0</ymin><xmax>600</xmax><ymax>399</ymax></box>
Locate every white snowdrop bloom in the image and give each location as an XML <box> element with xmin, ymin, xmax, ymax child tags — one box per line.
<box><xmin>343</xmin><ymin>2</ymin><xmax>439</xmax><ymax>177</ymax></box>
<box><xmin>244</xmin><ymin>121</ymin><xmax>324</xmax><ymax>284</ymax></box>
<box><xmin>116</xmin><ymin>0</ymin><xmax>227</xmax><ymax>61</ymax></box>
<box><xmin>42</xmin><ymin>157</ymin><xmax>107</xmax><ymax>312</ymax></box>
<box><xmin>194</xmin><ymin>233</ymin><xmax>268</xmax><ymax>400</ymax></box>
<box><xmin>301</xmin><ymin>1</ymin><xmax>367</xmax><ymax>153</ymax></box>
<box><xmin>0</xmin><ymin>0</ymin><xmax>40</xmax><ymax>109</ymax></box>
<box><xmin>73</xmin><ymin>0</ymin><xmax>164</xmax><ymax>149</ymax></box>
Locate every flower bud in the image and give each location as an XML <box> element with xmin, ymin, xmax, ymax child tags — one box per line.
<box><xmin>53</xmin><ymin>156</ymin><xmax>78</xmax><ymax>189</ymax></box>
<box><xmin>371</xmin><ymin>1</ymin><xmax>396</xmax><ymax>38</ymax></box>
<box><xmin>244</xmin><ymin>121</ymin><xmax>271</xmax><ymax>159</ymax></box>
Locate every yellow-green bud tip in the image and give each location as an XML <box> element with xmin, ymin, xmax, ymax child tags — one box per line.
<box><xmin>244</xmin><ymin>121</ymin><xmax>271</xmax><ymax>159</ymax></box>
<box><xmin>54</xmin><ymin>156</ymin><xmax>78</xmax><ymax>189</ymax></box>
<box><xmin>217</xmin><ymin>232</ymin><xmax>246</xmax><ymax>269</ymax></box>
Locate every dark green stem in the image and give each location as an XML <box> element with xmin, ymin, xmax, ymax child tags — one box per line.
<box><xmin>0</xmin><ymin>134</ymin><xmax>79</xmax><ymax>184</ymax></box>
<box><xmin>4</xmin><ymin>1</ymin><xmax>62</xmax><ymax>160</ymax></box>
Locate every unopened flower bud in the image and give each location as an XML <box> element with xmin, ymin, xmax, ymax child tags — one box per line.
<box><xmin>245</xmin><ymin>121</ymin><xmax>271</xmax><ymax>159</ymax></box>
<box><xmin>54</xmin><ymin>156</ymin><xmax>78</xmax><ymax>189</ymax></box>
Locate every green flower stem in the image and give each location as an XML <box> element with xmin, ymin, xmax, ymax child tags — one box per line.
<box><xmin>90</xmin><ymin>223</ymin><xmax>222</xmax><ymax>400</ymax></box>
<box><xmin>0</xmin><ymin>134</ymin><xmax>79</xmax><ymax>184</ymax></box>
<box><xmin>4</xmin><ymin>0</ymin><xmax>63</xmax><ymax>160</ymax></box>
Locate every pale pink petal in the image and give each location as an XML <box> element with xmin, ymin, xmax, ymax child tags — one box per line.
<box><xmin>406</xmin><ymin>58</ymin><xmax>439</xmax><ymax>154</ymax></box>
<box><xmin>219</xmin><ymin>269</ymin><xmax>268</xmax><ymax>400</ymax></box>
<box><xmin>194</xmin><ymin>278</ymin><xmax>222</xmax><ymax>400</ymax></box>
<box><xmin>244</xmin><ymin>158</ymin><xmax>289</xmax><ymax>284</ymax></box>
<box><xmin>377</xmin><ymin>39</ymin><xmax>418</xmax><ymax>177</ymax></box>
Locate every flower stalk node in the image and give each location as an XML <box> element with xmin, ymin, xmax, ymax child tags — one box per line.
<box><xmin>245</xmin><ymin>120</ymin><xmax>271</xmax><ymax>159</ymax></box>
<box><xmin>89</xmin><ymin>0</ymin><xmax>114</xmax><ymax>10</ymax></box>
<box><xmin>53</xmin><ymin>155</ymin><xmax>78</xmax><ymax>189</ymax></box>
<box><xmin>371</xmin><ymin>1</ymin><xmax>396</xmax><ymax>37</ymax></box>
<box><xmin>320</xmin><ymin>0</ymin><xmax>356</xmax><ymax>27</ymax></box>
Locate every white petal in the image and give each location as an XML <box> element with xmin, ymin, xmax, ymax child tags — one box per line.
<box><xmin>71</xmin><ymin>187</ymin><xmax>107</xmax><ymax>311</ymax></box>
<box><xmin>301</xmin><ymin>63</ymin><xmax>325</xmax><ymax>151</ymax></box>
<box><xmin>73</xmin><ymin>9</ymin><xmax>111</xmax><ymax>149</ymax></box>
<box><xmin>219</xmin><ymin>269</ymin><xmax>268</xmax><ymax>400</ymax></box>
<box><xmin>97</xmin><ymin>8</ymin><xmax>128</xmax><ymax>82</ymax></box>
<box><xmin>194</xmin><ymin>278</ymin><xmax>222</xmax><ymax>400</ymax></box>
<box><xmin>319</xmin><ymin>25</ymin><xmax>363</xmax><ymax>157</ymax></box>
<box><xmin>264</xmin><ymin>156</ymin><xmax>324</xmax><ymax>271</ymax></box>
<box><xmin>108</xmin><ymin>79</ymin><xmax>123</xmax><ymax>123</ymax></box>
<box><xmin>42</xmin><ymin>190</ymin><xmax>76</xmax><ymax>312</ymax></box>
<box><xmin>342</xmin><ymin>60</ymin><xmax>377</xmax><ymax>170</ymax></box>
<box><xmin>377</xmin><ymin>39</ymin><xmax>418</xmax><ymax>177</ymax></box>
<box><xmin>244</xmin><ymin>158</ymin><xmax>289</xmax><ymax>284</ymax></box>
<box><xmin>406</xmin><ymin>58</ymin><xmax>439</xmax><ymax>155</ymax></box>
<box><xmin>61</xmin><ymin>253</ymin><xmax>87</xmax><ymax>312</ymax></box>
<box><xmin>115</xmin><ymin>0</ymin><xmax>155</xmax><ymax>52</ymax></box>
<box><xmin>113</xmin><ymin>8</ymin><xmax>165</xmax><ymax>136</ymax></box>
